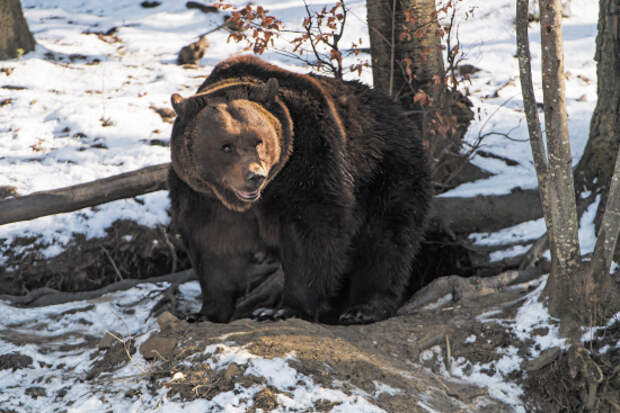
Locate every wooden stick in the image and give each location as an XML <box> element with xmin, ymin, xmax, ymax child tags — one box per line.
<box><xmin>0</xmin><ymin>163</ymin><xmax>170</xmax><ymax>225</ymax></box>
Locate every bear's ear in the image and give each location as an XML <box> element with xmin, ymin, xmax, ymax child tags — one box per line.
<box><xmin>250</xmin><ymin>78</ymin><xmax>279</xmax><ymax>104</ymax></box>
<box><xmin>171</xmin><ymin>93</ymin><xmax>186</xmax><ymax>117</ymax></box>
<box><xmin>171</xmin><ymin>93</ymin><xmax>210</xmax><ymax>118</ymax></box>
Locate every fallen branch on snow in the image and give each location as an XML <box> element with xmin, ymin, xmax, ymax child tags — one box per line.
<box><xmin>0</xmin><ymin>163</ymin><xmax>169</xmax><ymax>225</ymax></box>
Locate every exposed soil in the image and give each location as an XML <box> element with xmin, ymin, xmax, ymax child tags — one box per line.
<box><xmin>0</xmin><ymin>219</ymin><xmax>191</xmax><ymax>296</ymax></box>
<box><xmin>1</xmin><ymin>217</ymin><xmax>618</xmax><ymax>411</ymax></box>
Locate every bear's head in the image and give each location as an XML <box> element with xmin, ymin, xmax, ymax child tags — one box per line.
<box><xmin>170</xmin><ymin>79</ymin><xmax>293</xmax><ymax>212</ymax></box>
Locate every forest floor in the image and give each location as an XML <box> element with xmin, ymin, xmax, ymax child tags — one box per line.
<box><xmin>0</xmin><ymin>0</ymin><xmax>618</xmax><ymax>411</ymax></box>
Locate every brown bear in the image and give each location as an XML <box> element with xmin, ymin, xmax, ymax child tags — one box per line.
<box><xmin>168</xmin><ymin>55</ymin><xmax>431</xmax><ymax>324</ymax></box>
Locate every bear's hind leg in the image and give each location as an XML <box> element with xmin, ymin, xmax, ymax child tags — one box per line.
<box><xmin>337</xmin><ymin>209</ymin><xmax>424</xmax><ymax>325</ymax></box>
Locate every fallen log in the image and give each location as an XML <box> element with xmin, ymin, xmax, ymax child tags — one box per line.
<box><xmin>430</xmin><ymin>187</ymin><xmax>543</xmax><ymax>234</ymax></box>
<box><xmin>0</xmin><ymin>162</ymin><xmax>543</xmax><ymax>234</ymax></box>
<box><xmin>0</xmin><ymin>163</ymin><xmax>169</xmax><ymax>225</ymax></box>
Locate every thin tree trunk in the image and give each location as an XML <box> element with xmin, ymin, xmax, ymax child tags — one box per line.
<box><xmin>539</xmin><ymin>0</ymin><xmax>581</xmax><ymax>272</ymax></box>
<box><xmin>517</xmin><ymin>0</ymin><xmax>584</xmax><ymax>338</ymax></box>
<box><xmin>539</xmin><ymin>0</ymin><xmax>583</xmax><ymax>338</ymax></box>
<box><xmin>516</xmin><ymin>0</ymin><xmax>555</xmax><ymax>256</ymax></box>
<box><xmin>574</xmin><ymin>0</ymin><xmax>620</xmax><ymax>228</ymax></box>
<box><xmin>0</xmin><ymin>0</ymin><xmax>35</xmax><ymax>60</ymax></box>
<box><xmin>590</xmin><ymin>145</ymin><xmax>620</xmax><ymax>280</ymax></box>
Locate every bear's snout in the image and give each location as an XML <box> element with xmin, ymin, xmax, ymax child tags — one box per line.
<box><xmin>245</xmin><ymin>169</ymin><xmax>266</xmax><ymax>189</ymax></box>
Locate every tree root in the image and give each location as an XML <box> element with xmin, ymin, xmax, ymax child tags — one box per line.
<box><xmin>398</xmin><ymin>268</ymin><xmax>543</xmax><ymax>314</ymax></box>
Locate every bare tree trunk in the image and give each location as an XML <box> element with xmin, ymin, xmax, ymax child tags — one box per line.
<box><xmin>574</xmin><ymin>0</ymin><xmax>620</xmax><ymax>229</ymax></box>
<box><xmin>538</xmin><ymin>0</ymin><xmax>581</xmax><ymax>271</ymax></box>
<box><xmin>0</xmin><ymin>0</ymin><xmax>35</xmax><ymax>60</ymax></box>
<box><xmin>517</xmin><ymin>0</ymin><xmax>584</xmax><ymax>338</ymax></box>
<box><xmin>367</xmin><ymin>0</ymin><xmax>443</xmax><ymax>99</ymax></box>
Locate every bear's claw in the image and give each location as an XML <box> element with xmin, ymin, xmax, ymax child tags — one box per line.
<box><xmin>338</xmin><ymin>305</ymin><xmax>390</xmax><ymax>325</ymax></box>
<box><xmin>186</xmin><ymin>312</ymin><xmax>209</xmax><ymax>323</ymax></box>
<box><xmin>252</xmin><ymin>307</ymin><xmax>296</xmax><ymax>322</ymax></box>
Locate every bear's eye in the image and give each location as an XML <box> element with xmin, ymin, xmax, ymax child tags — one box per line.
<box><xmin>221</xmin><ymin>143</ymin><xmax>233</xmax><ymax>153</ymax></box>
<box><xmin>256</xmin><ymin>139</ymin><xmax>263</xmax><ymax>147</ymax></box>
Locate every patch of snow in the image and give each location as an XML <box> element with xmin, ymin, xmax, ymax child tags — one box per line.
<box><xmin>201</xmin><ymin>343</ymin><xmax>386</xmax><ymax>412</ymax></box>
<box><xmin>470</xmin><ymin>218</ymin><xmax>546</xmax><ymax>247</ymax></box>
<box><xmin>581</xmin><ymin>311</ymin><xmax>620</xmax><ymax>343</ymax></box>
<box><xmin>417</xmin><ymin>400</ymin><xmax>442</xmax><ymax>413</ymax></box>
<box><xmin>450</xmin><ymin>355</ymin><xmax>525</xmax><ymax>412</ymax></box>
<box><xmin>489</xmin><ymin>244</ymin><xmax>532</xmax><ymax>262</ymax></box>
<box><xmin>372</xmin><ymin>380</ymin><xmax>401</xmax><ymax>397</ymax></box>
<box><xmin>422</xmin><ymin>293</ymin><xmax>454</xmax><ymax>310</ymax></box>
<box><xmin>512</xmin><ymin>279</ymin><xmax>566</xmax><ymax>354</ymax></box>
<box><xmin>464</xmin><ymin>334</ymin><xmax>477</xmax><ymax>344</ymax></box>
<box><xmin>578</xmin><ymin>195</ymin><xmax>600</xmax><ymax>255</ymax></box>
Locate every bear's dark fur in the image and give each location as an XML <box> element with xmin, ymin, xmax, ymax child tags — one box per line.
<box><xmin>168</xmin><ymin>55</ymin><xmax>431</xmax><ymax>324</ymax></box>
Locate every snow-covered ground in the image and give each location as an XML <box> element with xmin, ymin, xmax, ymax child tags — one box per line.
<box><xmin>0</xmin><ymin>0</ymin><xmax>616</xmax><ymax>411</ymax></box>
<box><xmin>0</xmin><ymin>0</ymin><xmax>599</xmax><ymax>258</ymax></box>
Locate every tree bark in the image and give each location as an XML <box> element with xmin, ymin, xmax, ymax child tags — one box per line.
<box><xmin>538</xmin><ymin>0</ymin><xmax>583</xmax><ymax>339</ymax></box>
<box><xmin>539</xmin><ymin>0</ymin><xmax>581</xmax><ymax>274</ymax></box>
<box><xmin>587</xmin><ymin>144</ymin><xmax>620</xmax><ymax>317</ymax></box>
<box><xmin>517</xmin><ymin>0</ymin><xmax>620</xmax><ymax>340</ymax></box>
<box><xmin>0</xmin><ymin>0</ymin><xmax>35</xmax><ymax>60</ymax></box>
<box><xmin>573</xmin><ymin>0</ymin><xmax>620</xmax><ymax>228</ymax></box>
<box><xmin>366</xmin><ymin>0</ymin><xmax>443</xmax><ymax>99</ymax></box>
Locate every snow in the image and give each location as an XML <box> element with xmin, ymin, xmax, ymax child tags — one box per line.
<box><xmin>445</xmin><ymin>278</ymin><xmax>560</xmax><ymax>411</ymax></box>
<box><xmin>0</xmin><ymin>283</ymin><xmax>389</xmax><ymax>412</ymax></box>
<box><xmin>0</xmin><ymin>0</ymin><xmax>615</xmax><ymax>411</ymax></box>
<box><xmin>0</xmin><ymin>0</ymin><xmax>602</xmax><ymax>260</ymax></box>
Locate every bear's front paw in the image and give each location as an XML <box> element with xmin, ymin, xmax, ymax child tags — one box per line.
<box><xmin>186</xmin><ymin>312</ymin><xmax>209</xmax><ymax>323</ymax></box>
<box><xmin>252</xmin><ymin>307</ymin><xmax>297</xmax><ymax>322</ymax></box>
<box><xmin>338</xmin><ymin>304</ymin><xmax>392</xmax><ymax>325</ymax></box>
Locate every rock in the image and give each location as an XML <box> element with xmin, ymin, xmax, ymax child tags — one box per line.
<box><xmin>0</xmin><ymin>352</ymin><xmax>33</xmax><ymax>371</ymax></box>
<box><xmin>139</xmin><ymin>334</ymin><xmax>177</xmax><ymax>360</ymax></box>
<box><xmin>140</xmin><ymin>1</ymin><xmax>161</xmax><ymax>8</ymax></box>
<box><xmin>97</xmin><ymin>331</ymin><xmax>120</xmax><ymax>349</ymax></box>
<box><xmin>523</xmin><ymin>346</ymin><xmax>561</xmax><ymax>372</ymax></box>
<box><xmin>177</xmin><ymin>36</ymin><xmax>209</xmax><ymax>65</ymax></box>
<box><xmin>157</xmin><ymin>311</ymin><xmax>188</xmax><ymax>332</ymax></box>
<box><xmin>186</xmin><ymin>1</ymin><xmax>219</xmax><ymax>14</ymax></box>
<box><xmin>223</xmin><ymin>363</ymin><xmax>245</xmax><ymax>380</ymax></box>
<box><xmin>0</xmin><ymin>185</ymin><xmax>18</xmax><ymax>199</ymax></box>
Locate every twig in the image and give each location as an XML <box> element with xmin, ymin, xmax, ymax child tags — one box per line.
<box><xmin>445</xmin><ymin>334</ymin><xmax>452</xmax><ymax>374</ymax></box>
<box><xmin>106</xmin><ymin>330</ymin><xmax>148</xmax><ymax>375</ymax></box>
<box><xmin>160</xmin><ymin>225</ymin><xmax>178</xmax><ymax>274</ymax></box>
<box><xmin>101</xmin><ymin>246</ymin><xmax>124</xmax><ymax>281</ymax></box>
<box><xmin>388</xmin><ymin>0</ymin><xmax>396</xmax><ymax>97</ymax></box>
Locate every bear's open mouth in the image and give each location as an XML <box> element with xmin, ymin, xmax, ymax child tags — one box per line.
<box><xmin>234</xmin><ymin>189</ymin><xmax>260</xmax><ymax>201</ymax></box>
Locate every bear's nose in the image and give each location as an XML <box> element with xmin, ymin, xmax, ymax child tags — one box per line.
<box><xmin>245</xmin><ymin>170</ymin><xmax>266</xmax><ymax>188</ymax></box>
